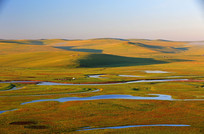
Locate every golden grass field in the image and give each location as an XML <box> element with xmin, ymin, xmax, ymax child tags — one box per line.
<box><xmin>0</xmin><ymin>39</ymin><xmax>203</xmax><ymax>133</ymax></box>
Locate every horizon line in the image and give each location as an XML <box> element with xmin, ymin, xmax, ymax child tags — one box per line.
<box><xmin>0</xmin><ymin>38</ymin><xmax>203</xmax><ymax>42</ymax></box>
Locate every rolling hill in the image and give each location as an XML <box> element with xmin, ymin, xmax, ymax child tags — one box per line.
<box><xmin>0</xmin><ymin>38</ymin><xmax>200</xmax><ymax>69</ymax></box>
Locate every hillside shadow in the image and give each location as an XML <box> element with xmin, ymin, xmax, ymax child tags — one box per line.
<box><xmin>28</xmin><ymin>41</ymin><xmax>44</xmax><ymax>45</ymax></box>
<box><xmin>0</xmin><ymin>40</ymin><xmax>26</xmax><ymax>44</ymax></box>
<box><xmin>156</xmin><ymin>39</ymin><xmax>173</xmax><ymax>42</ymax></box>
<box><xmin>129</xmin><ymin>42</ymin><xmax>165</xmax><ymax>49</ymax></box>
<box><xmin>166</xmin><ymin>59</ymin><xmax>193</xmax><ymax>62</ymax></box>
<box><xmin>0</xmin><ymin>40</ymin><xmax>44</xmax><ymax>45</ymax></box>
<box><xmin>93</xmin><ymin>38</ymin><xmax>129</xmax><ymax>41</ymax></box>
<box><xmin>172</xmin><ymin>47</ymin><xmax>188</xmax><ymax>51</ymax></box>
<box><xmin>78</xmin><ymin>54</ymin><xmax>168</xmax><ymax>68</ymax></box>
<box><xmin>128</xmin><ymin>42</ymin><xmax>189</xmax><ymax>53</ymax></box>
<box><xmin>55</xmin><ymin>46</ymin><xmax>103</xmax><ymax>53</ymax></box>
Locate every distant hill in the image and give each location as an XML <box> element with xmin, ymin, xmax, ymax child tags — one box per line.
<box><xmin>0</xmin><ymin>38</ymin><xmax>196</xmax><ymax>68</ymax></box>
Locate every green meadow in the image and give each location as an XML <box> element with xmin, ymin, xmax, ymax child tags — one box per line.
<box><xmin>0</xmin><ymin>39</ymin><xmax>203</xmax><ymax>133</ymax></box>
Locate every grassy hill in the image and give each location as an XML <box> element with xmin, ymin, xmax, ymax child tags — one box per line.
<box><xmin>0</xmin><ymin>38</ymin><xmax>203</xmax><ymax>78</ymax></box>
<box><xmin>0</xmin><ymin>38</ymin><xmax>192</xmax><ymax>68</ymax></box>
<box><xmin>0</xmin><ymin>38</ymin><xmax>203</xmax><ymax>134</ymax></box>
<box><xmin>0</xmin><ymin>51</ymin><xmax>87</xmax><ymax>68</ymax></box>
<box><xmin>0</xmin><ymin>41</ymin><xmax>62</xmax><ymax>55</ymax></box>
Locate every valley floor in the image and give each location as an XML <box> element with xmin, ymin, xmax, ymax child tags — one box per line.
<box><xmin>0</xmin><ymin>39</ymin><xmax>203</xmax><ymax>133</ymax></box>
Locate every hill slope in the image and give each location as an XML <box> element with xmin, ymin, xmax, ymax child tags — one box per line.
<box><xmin>0</xmin><ymin>38</ymin><xmax>197</xmax><ymax>69</ymax></box>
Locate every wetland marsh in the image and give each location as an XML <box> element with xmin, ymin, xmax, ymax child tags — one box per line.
<box><xmin>0</xmin><ymin>39</ymin><xmax>203</xmax><ymax>134</ymax></box>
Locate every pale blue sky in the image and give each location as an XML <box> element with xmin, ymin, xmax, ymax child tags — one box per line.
<box><xmin>0</xmin><ymin>0</ymin><xmax>203</xmax><ymax>41</ymax></box>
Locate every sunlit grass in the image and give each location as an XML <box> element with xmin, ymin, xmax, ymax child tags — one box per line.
<box><xmin>0</xmin><ymin>39</ymin><xmax>203</xmax><ymax>133</ymax></box>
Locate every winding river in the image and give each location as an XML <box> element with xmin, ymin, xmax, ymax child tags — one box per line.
<box><xmin>2</xmin><ymin>93</ymin><xmax>202</xmax><ymax>115</ymax></box>
<box><xmin>0</xmin><ymin>88</ymin><xmax>101</xmax><ymax>97</ymax></box>
<box><xmin>21</xmin><ymin>94</ymin><xmax>173</xmax><ymax>105</ymax></box>
<box><xmin>0</xmin><ymin>79</ymin><xmax>189</xmax><ymax>86</ymax></box>
<box><xmin>36</xmin><ymin>79</ymin><xmax>188</xmax><ymax>86</ymax></box>
<box><xmin>0</xmin><ymin>71</ymin><xmax>202</xmax><ymax>132</ymax></box>
<box><xmin>0</xmin><ymin>109</ymin><xmax>17</xmax><ymax>114</ymax></box>
<box><xmin>21</xmin><ymin>94</ymin><xmax>204</xmax><ymax>105</ymax></box>
<box><xmin>78</xmin><ymin>124</ymin><xmax>190</xmax><ymax>131</ymax></box>
<box><xmin>0</xmin><ymin>78</ymin><xmax>201</xmax><ymax>130</ymax></box>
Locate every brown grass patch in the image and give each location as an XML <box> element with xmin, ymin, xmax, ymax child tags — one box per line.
<box><xmin>24</xmin><ymin>125</ymin><xmax>49</xmax><ymax>129</ymax></box>
<box><xmin>9</xmin><ymin>121</ymin><xmax>37</xmax><ymax>125</ymax></box>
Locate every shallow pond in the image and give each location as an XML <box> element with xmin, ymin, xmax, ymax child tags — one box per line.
<box><xmin>145</xmin><ymin>71</ymin><xmax>169</xmax><ymax>73</ymax></box>
<box><xmin>87</xmin><ymin>74</ymin><xmax>105</xmax><ymax>78</ymax></box>
<box><xmin>118</xmin><ymin>75</ymin><xmax>143</xmax><ymax>77</ymax></box>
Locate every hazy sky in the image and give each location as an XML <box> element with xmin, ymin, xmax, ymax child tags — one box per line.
<box><xmin>0</xmin><ymin>0</ymin><xmax>203</xmax><ymax>41</ymax></box>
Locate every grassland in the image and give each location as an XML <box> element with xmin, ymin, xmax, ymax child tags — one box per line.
<box><xmin>0</xmin><ymin>83</ymin><xmax>15</xmax><ymax>91</ymax></box>
<box><xmin>0</xmin><ymin>39</ymin><xmax>203</xmax><ymax>133</ymax></box>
